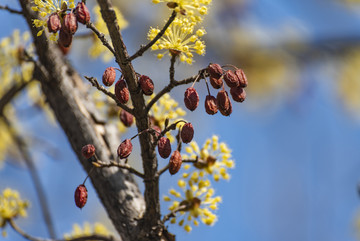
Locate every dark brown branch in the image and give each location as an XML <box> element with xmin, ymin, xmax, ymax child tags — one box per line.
<box><xmin>128</xmin><ymin>11</ymin><xmax>177</xmax><ymax>62</ymax></box>
<box><xmin>156</xmin><ymin>163</ymin><xmax>169</xmax><ymax>178</ymax></box>
<box><xmin>0</xmin><ymin>81</ymin><xmax>31</xmax><ymax>115</ymax></box>
<box><xmin>161</xmin><ymin>204</ymin><xmax>188</xmax><ymax>224</ymax></box>
<box><xmin>84</xmin><ymin>75</ymin><xmax>134</xmax><ymax>114</ymax></box>
<box><xmin>0</xmin><ymin>5</ymin><xmax>22</xmax><ymax>14</ymax></box>
<box><xmin>96</xmin><ymin>160</ymin><xmax>145</xmax><ymax>179</ymax></box>
<box><xmin>169</xmin><ymin>55</ymin><xmax>176</xmax><ymax>83</ymax></box>
<box><xmin>85</xmin><ymin>21</ymin><xmax>116</xmax><ymax>55</ymax></box>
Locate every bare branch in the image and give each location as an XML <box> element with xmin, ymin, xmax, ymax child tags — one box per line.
<box><xmin>161</xmin><ymin>204</ymin><xmax>188</xmax><ymax>224</ymax></box>
<box><xmin>0</xmin><ymin>81</ymin><xmax>31</xmax><ymax>115</ymax></box>
<box><xmin>156</xmin><ymin>163</ymin><xmax>169</xmax><ymax>178</ymax></box>
<box><xmin>85</xmin><ymin>21</ymin><xmax>116</xmax><ymax>55</ymax></box>
<box><xmin>128</xmin><ymin>11</ymin><xmax>177</xmax><ymax>62</ymax></box>
<box><xmin>0</xmin><ymin>5</ymin><xmax>22</xmax><ymax>14</ymax></box>
<box><xmin>96</xmin><ymin>160</ymin><xmax>145</xmax><ymax>179</ymax></box>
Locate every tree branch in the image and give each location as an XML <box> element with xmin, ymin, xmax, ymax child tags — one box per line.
<box><xmin>0</xmin><ymin>81</ymin><xmax>31</xmax><ymax>115</ymax></box>
<box><xmin>161</xmin><ymin>204</ymin><xmax>188</xmax><ymax>224</ymax></box>
<box><xmin>0</xmin><ymin>5</ymin><xmax>22</xmax><ymax>14</ymax></box>
<box><xmin>85</xmin><ymin>21</ymin><xmax>116</xmax><ymax>55</ymax></box>
<box><xmin>96</xmin><ymin>160</ymin><xmax>145</xmax><ymax>179</ymax></box>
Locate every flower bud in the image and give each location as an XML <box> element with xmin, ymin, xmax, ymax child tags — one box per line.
<box><xmin>207</xmin><ymin>63</ymin><xmax>223</xmax><ymax>78</ymax></box>
<box><xmin>169</xmin><ymin>150</ymin><xmax>182</xmax><ymax>175</ymax></box>
<box><xmin>181</xmin><ymin>123</ymin><xmax>194</xmax><ymax>144</ymax></box>
<box><xmin>115</xmin><ymin>78</ymin><xmax>129</xmax><ymax>104</ymax></box>
<box><xmin>81</xmin><ymin>144</ymin><xmax>95</xmax><ymax>159</ymax></box>
<box><xmin>75</xmin><ymin>2</ymin><xmax>90</xmax><ymax>24</ymax></box>
<box><xmin>47</xmin><ymin>13</ymin><xmax>61</xmax><ymax>33</ymax></box>
<box><xmin>234</xmin><ymin>69</ymin><xmax>248</xmax><ymax>87</ymax></box>
<box><xmin>119</xmin><ymin>109</ymin><xmax>134</xmax><ymax>127</ymax></box>
<box><xmin>117</xmin><ymin>139</ymin><xmax>133</xmax><ymax>159</ymax></box>
<box><xmin>223</xmin><ymin>70</ymin><xmax>239</xmax><ymax>88</ymax></box>
<box><xmin>230</xmin><ymin>86</ymin><xmax>246</xmax><ymax>102</ymax></box>
<box><xmin>209</xmin><ymin>76</ymin><xmax>223</xmax><ymax>89</ymax></box>
<box><xmin>139</xmin><ymin>75</ymin><xmax>154</xmax><ymax>96</ymax></box>
<box><xmin>74</xmin><ymin>184</ymin><xmax>87</xmax><ymax>209</ymax></box>
<box><xmin>63</xmin><ymin>12</ymin><xmax>78</xmax><ymax>35</ymax></box>
<box><xmin>204</xmin><ymin>95</ymin><xmax>218</xmax><ymax>115</ymax></box>
<box><xmin>158</xmin><ymin>137</ymin><xmax>171</xmax><ymax>159</ymax></box>
<box><xmin>217</xmin><ymin>90</ymin><xmax>232</xmax><ymax>116</ymax></box>
<box><xmin>184</xmin><ymin>87</ymin><xmax>199</xmax><ymax>111</ymax></box>
<box><xmin>102</xmin><ymin>67</ymin><xmax>116</xmax><ymax>87</ymax></box>
<box><xmin>58</xmin><ymin>29</ymin><xmax>72</xmax><ymax>47</ymax></box>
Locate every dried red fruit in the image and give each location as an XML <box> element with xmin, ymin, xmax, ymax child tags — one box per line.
<box><xmin>184</xmin><ymin>87</ymin><xmax>199</xmax><ymax>111</ymax></box>
<box><xmin>230</xmin><ymin>86</ymin><xmax>246</xmax><ymax>102</ymax></box>
<box><xmin>169</xmin><ymin>150</ymin><xmax>182</xmax><ymax>175</ymax></box>
<box><xmin>75</xmin><ymin>2</ymin><xmax>90</xmax><ymax>24</ymax></box>
<box><xmin>58</xmin><ymin>42</ymin><xmax>71</xmax><ymax>55</ymax></box>
<box><xmin>152</xmin><ymin>126</ymin><xmax>162</xmax><ymax>137</ymax></box>
<box><xmin>217</xmin><ymin>90</ymin><xmax>232</xmax><ymax>116</ymax></box>
<box><xmin>117</xmin><ymin>139</ymin><xmax>133</xmax><ymax>159</ymax></box>
<box><xmin>81</xmin><ymin>144</ymin><xmax>95</xmax><ymax>159</ymax></box>
<box><xmin>115</xmin><ymin>78</ymin><xmax>129</xmax><ymax>104</ymax></box>
<box><xmin>63</xmin><ymin>12</ymin><xmax>78</xmax><ymax>35</ymax></box>
<box><xmin>208</xmin><ymin>63</ymin><xmax>223</xmax><ymax>78</ymax></box>
<box><xmin>181</xmin><ymin>123</ymin><xmax>194</xmax><ymax>144</ymax></box>
<box><xmin>209</xmin><ymin>76</ymin><xmax>223</xmax><ymax>89</ymax></box>
<box><xmin>58</xmin><ymin>29</ymin><xmax>72</xmax><ymax>47</ymax></box>
<box><xmin>119</xmin><ymin>109</ymin><xmax>134</xmax><ymax>127</ymax></box>
<box><xmin>234</xmin><ymin>69</ymin><xmax>248</xmax><ymax>87</ymax></box>
<box><xmin>74</xmin><ymin>184</ymin><xmax>87</xmax><ymax>209</ymax></box>
<box><xmin>158</xmin><ymin>137</ymin><xmax>171</xmax><ymax>159</ymax></box>
<box><xmin>139</xmin><ymin>75</ymin><xmax>154</xmax><ymax>96</ymax></box>
<box><xmin>47</xmin><ymin>13</ymin><xmax>61</xmax><ymax>33</ymax></box>
<box><xmin>102</xmin><ymin>67</ymin><xmax>116</xmax><ymax>87</ymax></box>
<box><xmin>223</xmin><ymin>70</ymin><xmax>239</xmax><ymax>88</ymax></box>
<box><xmin>205</xmin><ymin>95</ymin><xmax>218</xmax><ymax>115</ymax></box>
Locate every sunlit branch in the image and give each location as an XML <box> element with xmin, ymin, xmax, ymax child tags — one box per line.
<box><xmin>161</xmin><ymin>204</ymin><xmax>188</xmax><ymax>224</ymax></box>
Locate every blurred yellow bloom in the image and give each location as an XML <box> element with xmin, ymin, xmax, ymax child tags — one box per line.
<box><xmin>64</xmin><ymin>222</ymin><xmax>112</xmax><ymax>240</ymax></box>
<box><xmin>0</xmin><ymin>188</ymin><xmax>29</xmax><ymax>227</ymax></box>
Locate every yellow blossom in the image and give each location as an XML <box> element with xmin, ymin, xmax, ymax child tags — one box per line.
<box><xmin>64</xmin><ymin>222</ymin><xmax>112</xmax><ymax>240</ymax></box>
<box><xmin>0</xmin><ymin>188</ymin><xmax>29</xmax><ymax>227</ymax></box>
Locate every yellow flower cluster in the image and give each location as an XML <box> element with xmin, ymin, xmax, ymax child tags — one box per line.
<box><xmin>88</xmin><ymin>5</ymin><xmax>128</xmax><ymax>62</ymax></box>
<box><xmin>182</xmin><ymin>135</ymin><xmax>235</xmax><ymax>181</ymax></box>
<box><xmin>64</xmin><ymin>222</ymin><xmax>113</xmax><ymax>240</ymax></box>
<box><xmin>149</xmin><ymin>93</ymin><xmax>187</xmax><ymax>142</ymax></box>
<box><xmin>0</xmin><ymin>188</ymin><xmax>29</xmax><ymax>227</ymax></box>
<box><xmin>148</xmin><ymin>18</ymin><xmax>206</xmax><ymax>64</ymax></box>
<box><xmin>163</xmin><ymin>177</ymin><xmax>221</xmax><ymax>232</ymax></box>
<box><xmin>32</xmin><ymin>0</ymin><xmax>75</xmax><ymax>41</ymax></box>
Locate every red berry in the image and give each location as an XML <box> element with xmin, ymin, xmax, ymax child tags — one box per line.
<box><xmin>115</xmin><ymin>78</ymin><xmax>129</xmax><ymax>104</ymax></box>
<box><xmin>139</xmin><ymin>75</ymin><xmax>154</xmax><ymax>96</ymax></box>
<box><xmin>74</xmin><ymin>184</ymin><xmax>87</xmax><ymax>209</ymax></box>
<box><xmin>169</xmin><ymin>150</ymin><xmax>182</xmax><ymax>175</ymax></box>
<box><xmin>102</xmin><ymin>67</ymin><xmax>116</xmax><ymax>87</ymax></box>
<box><xmin>207</xmin><ymin>63</ymin><xmax>223</xmax><ymax>78</ymax></box>
<box><xmin>217</xmin><ymin>90</ymin><xmax>232</xmax><ymax>116</ymax></box>
<box><xmin>234</xmin><ymin>69</ymin><xmax>248</xmax><ymax>87</ymax></box>
<box><xmin>184</xmin><ymin>87</ymin><xmax>199</xmax><ymax>111</ymax></box>
<box><xmin>209</xmin><ymin>76</ymin><xmax>223</xmax><ymax>89</ymax></box>
<box><xmin>119</xmin><ymin>109</ymin><xmax>134</xmax><ymax>127</ymax></box>
<box><xmin>58</xmin><ymin>29</ymin><xmax>72</xmax><ymax>47</ymax></box>
<box><xmin>47</xmin><ymin>13</ymin><xmax>61</xmax><ymax>33</ymax></box>
<box><xmin>205</xmin><ymin>95</ymin><xmax>218</xmax><ymax>115</ymax></box>
<box><xmin>62</xmin><ymin>13</ymin><xmax>78</xmax><ymax>35</ymax></box>
<box><xmin>158</xmin><ymin>137</ymin><xmax>171</xmax><ymax>159</ymax></box>
<box><xmin>223</xmin><ymin>70</ymin><xmax>239</xmax><ymax>88</ymax></box>
<box><xmin>181</xmin><ymin>123</ymin><xmax>194</xmax><ymax>144</ymax></box>
<box><xmin>117</xmin><ymin>139</ymin><xmax>133</xmax><ymax>159</ymax></box>
<box><xmin>81</xmin><ymin>144</ymin><xmax>95</xmax><ymax>159</ymax></box>
<box><xmin>75</xmin><ymin>2</ymin><xmax>90</xmax><ymax>24</ymax></box>
<box><xmin>230</xmin><ymin>86</ymin><xmax>246</xmax><ymax>102</ymax></box>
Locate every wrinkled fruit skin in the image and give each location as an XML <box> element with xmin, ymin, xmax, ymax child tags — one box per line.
<box><xmin>184</xmin><ymin>87</ymin><xmax>199</xmax><ymax>111</ymax></box>
<box><xmin>169</xmin><ymin>150</ymin><xmax>182</xmax><ymax>175</ymax></box>
<box><xmin>209</xmin><ymin>76</ymin><xmax>223</xmax><ymax>89</ymax></box>
<box><xmin>217</xmin><ymin>90</ymin><xmax>232</xmax><ymax>116</ymax></box>
<box><xmin>223</xmin><ymin>70</ymin><xmax>239</xmax><ymax>88</ymax></box>
<box><xmin>205</xmin><ymin>95</ymin><xmax>218</xmax><ymax>115</ymax></box>
<box><xmin>115</xmin><ymin>78</ymin><xmax>130</xmax><ymax>104</ymax></box>
<box><xmin>158</xmin><ymin>137</ymin><xmax>171</xmax><ymax>159</ymax></box>
<box><xmin>47</xmin><ymin>13</ymin><xmax>61</xmax><ymax>33</ymax></box>
<box><xmin>119</xmin><ymin>109</ymin><xmax>134</xmax><ymax>127</ymax></box>
<box><xmin>75</xmin><ymin>2</ymin><xmax>90</xmax><ymax>24</ymax></box>
<box><xmin>102</xmin><ymin>67</ymin><xmax>116</xmax><ymax>87</ymax></box>
<box><xmin>59</xmin><ymin>29</ymin><xmax>72</xmax><ymax>47</ymax></box>
<box><xmin>181</xmin><ymin>123</ymin><xmax>194</xmax><ymax>144</ymax></box>
<box><xmin>234</xmin><ymin>69</ymin><xmax>248</xmax><ymax>87</ymax></box>
<box><xmin>117</xmin><ymin>139</ymin><xmax>133</xmax><ymax>159</ymax></box>
<box><xmin>63</xmin><ymin>12</ymin><xmax>78</xmax><ymax>35</ymax></box>
<box><xmin>81</xmin><ymin>144</ymin><xmax>95</xmax><ymax>159</ymax></box>
<box><xmin>208</xmin><ymin>63</ymin><xmax>223</xmax><ymax>78</ymax></box>
<box><xmin>230</xmin><ymin>86</ymin><xmax>246</xmax><ymax>103</ymax></box>
<box><xmin>74</xmin><ymin>184</ymin><xmax>87</xmax><ymax>209</ymax></box>
<box><xmin>139</xmin><ymin>75</ymin><xmax>154</xmax><ymax>95</ymax></box>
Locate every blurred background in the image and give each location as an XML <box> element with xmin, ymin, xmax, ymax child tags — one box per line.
<box><xmin>1</xmin><ymin>0</ymin><xmax>360</xmax><ymax>241</ymax></box>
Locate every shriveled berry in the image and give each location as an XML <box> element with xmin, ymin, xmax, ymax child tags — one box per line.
<box><xmin>74</xmin><ymin>184</ymin><xmax>87</xmax><ymax>209</ymax></box>
<box><xmin>115</xmin><ymin>78</ymin><xmax>129</xmax><ymax>104</ymax></box>
<box><xmin>158</xmin><ymin>137</ymin><xmax>171</xmax><ymax>159</ymax></box>
<box><xmin>209</xmin><ymin>76</ymin><xmax>223</xmax><ymax>89</ymax></box>
<box><xmin>230</xmin><ymin>86</ymin><xmax>246</xmax><ymax>102</ymax></box>
<box><xmin>223</xmin><ymin>70</ymin><xmax>239</xmax><ymax>88</ymax></box>
<box><xmin>181</xmin><ymin>123</ymin><xmax>194</xmax><ymax>144</ymax></box>
<box><xmin>75</xmin><ymin>2</ymin><xmax>90</xmax><ymax>24</ymax></box>
<box><xmin>208</xmin><ymin>63</ymin><xmax>223</xmax><ymax>78</ymax></box>
<box><xmin>169</xmin><ymin>150</ymin><xmax>182</xmax><ymax>175</ymax></box>
<box><xmin>234</xmin><ymin>69</ymin><xmax>248</xmax><ymax>87</ymax></box>
<box><xmin>63</xmin><ymin>12</ymin><xmax>78</xmax><ymax>35</ymax></box>
<box><xmin>117</xmin><ymin>139</ymin><xmax>133</xmax><ymax>159</ymax></box>
<box><xmin>81</xmin><ymin>144</ymin><xmax>95</xmax><ymax>159</ymax></box>
<box><xmin>139</xmin><ymin>75</ymin><xmax>154</xmax><ymax>95</ymax></box>
<box><xmin>102</xmin><ymin>67</ymin><xmax>116</xmax><ymax>87</ymax></box>
<box><xmin>47</xmin><ymin>13</ymin><xmax>61</xmax><ymax>33</ymax></box>
<box><xmin>119</xmin><ymin>109</ymin><xmax>134</xmax><ymax>127</ymax></box>
<box><xmin>184</xmin><ymin>87</ymin><xmax>199</xmax><ymax>111</ymax></box>
<box><xmin>217</xmin><ymin>90</ymin><xmax>232</xmax><ymax>116</ymax></box>
<box><xmin>58</xmin><ymin>42</ymin><xmax>71</xmax><ymax>55</ymax></box>
<box><xmin>205</xmin><ymin>95</ymin><xmax>218</xmax><ymax>115</ymax></box>
<box><xmin>58</xmin><ymin>29</ymin><xmax>72</xmax><ymax>47</ymax></box>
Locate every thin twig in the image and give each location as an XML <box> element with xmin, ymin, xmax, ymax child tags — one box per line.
<box><xmin>96</xmin><ymin>160</ymin><xmax>145</xmax><ymax>179</ymax></box>
<box><xmin>8</xmin><ymin>219</ymin><xmax>118</xmax><ymax>241</ymax></box>
<box><xmin>161</xmin><ymin>204</ymin><xmax>188</xmax><ymax>224</ymax></box>
<box><xmin>86</xmin><ymin>21</ymin><xmax>116</xmax><ymax>55</ymax></box>
<box><xmin>128</xmin><ymin>11</ymin><xmax>177</xmax><ymax>62</ymax></box>
<box><xmin>156</xmin><ymin>163</ymin><xmax>169</xmax><ymax>178</ymax></box>
<box><xmin>84</xmin><ymin>76</ymin><xmax>134</xmax><ymax>114</ymax></box>
<box><xmin>0</xmin><ymin>5</ymin><xmax>23</xmax><ymax>14</ymax></box>
<box><xmin>0</xmin><ymin>81</ymin><xmax>31</xmax><ymax>115</ymax></box>
<box><xmin>169</xmin><ymin>54</ymin><xmax>176</xmax><ymax>83</ymax></box>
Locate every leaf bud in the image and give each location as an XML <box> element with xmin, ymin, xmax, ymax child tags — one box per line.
<box><xmin>115</xmin><ymin>78</ymin><xmax>129</xmax><ymax>104</ymax></box>
<box><xmin>75</xmin><ymin>2</ymin><xmax>90</xmax><ymax>24</ymax></box>
<box><xmin>58</xmin><ymin>29</ymin><xmax>73</xmax><ymax>47</ymax></box>
<box><xmin>117</xmin><ymin>139</ymin><xmax>133</xmax><ymax>159</ymax></box>
<box><xmin>139</xmin><ymin>75</ymin><xmax>154</xmax><ymax>95</ymax></box>
<box><xmin>204</xmin><ymin>95</ymin><xmax>218</xmax><ymax>115</ymax></box>
<box><xmin>63</xmin><ymin>12</ymin><xmax>78</xmax><ymax>35</ymax></box>
<box><xmin>81</xmin><ymin>144</ymin><xmax>95</xmax><ymax>159</ymax></box>
<box><xmin>181</xmin><ymin>123</ymin><xmax>194</xmax><ymax>144</ymax></box>
<box><xmin>184</xmin><ymin>87</ymin><xmax>199</xmax><ymax>111</ymax></box>
<box><xmin>217</xmin><ymin>90</ymin><xmax>232</xmax><ymax>116</ymax></box>
<box><xmin>223</xmin><ymin>70</ymin><xmax>239</xmax><ymax>88</ymax></box>
<box><xmin>158</xmin><ymin>137</ymin><xmax>171</xmax><ymax>159</ymax></box>
<box><xmin>234</xmin><ymin>69</ymin><xmax>248</xmax><ymax>87</ymax></box>
<box><xmin>169</xmin><ymin>150</ymin><xmax>182</xmax><ymax>175</ymax></box>
<box><xmin>119</xmin><ymin>109</ymin><xmax>134</xmax><ymax>127</ymax></box>
<box><xmin>47</xmin><ymin>13</ymin><xmax>61</xmax><ymax>33</ymax></box>
<box><xmin>102</xmin><ymin>67</ymin><xmax>116</xmax><ymax>87</ymax></box>
<box><xmin>230</xmin><ymin>86</ymin><xmax>246</xmax><ymax>103</ymax></box>
<box><xmin>207</xmin><ymin>63</ymin><xmax>223</xmax><ymax>78</ymax></box>
<box><xmin>74</xmin><ymin>184</ymin><xmax>87</xmax><ymax>209</ymax></box>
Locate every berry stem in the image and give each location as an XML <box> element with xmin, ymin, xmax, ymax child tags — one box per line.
<box><xmin>204</xmin><ymin>78</ymin><xmax>211</xmax><ymax>96</ymax></box>
<box><xmin>221</xmin><ymin>64</ymin><xmax>238</xmax><ymax>70</ymax></box>
<box><xmin>83</xmin><ymin>166</ymin><xmax>95</xmax><ymax>185</ymax></box>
